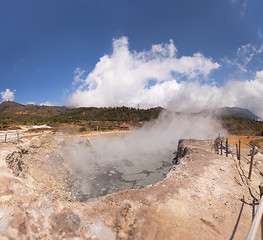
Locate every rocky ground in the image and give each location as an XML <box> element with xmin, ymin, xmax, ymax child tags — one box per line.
<box><xmin>0</xmin><ymin>130</ymin><xmax>263</xmax><ymax>239</ymax></box>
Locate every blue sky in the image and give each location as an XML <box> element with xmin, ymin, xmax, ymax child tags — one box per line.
<box><xmin>0</xmin><ymin>0</ymin><xmax>263</xmax><ymax>116</ymax></box>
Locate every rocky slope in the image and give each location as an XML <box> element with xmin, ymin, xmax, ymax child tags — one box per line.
<box><xmin>0</xmin><ymin>135</ymin><xmax>262</xmax><ymax>239</ymax></box>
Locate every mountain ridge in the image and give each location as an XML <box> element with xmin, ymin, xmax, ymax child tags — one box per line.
<box><xmin>201</xmin><ymin>107</ymin><xmax>260</xmax><ymax>120</ymax></box>
<box><xmin>0</xmin><ymin>101</ymin><xmax>261</xmax><ymax>123</ymax></box>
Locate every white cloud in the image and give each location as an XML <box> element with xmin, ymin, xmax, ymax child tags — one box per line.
<box><xmin>223</xmin><ymin>43</ymin><xmax>263</xmax><ymax>73</ymax></box>
<box><xmin>1</xmin><ymin>89</ymin><xmax>16</xmax><ymax>102</ymax></box>
<box><xmin>228</xmin><ymin>0</ymin><xmax>248</xmax><ymax>17</ymax></box>
<box><xmin>165</xmin><ymin>71</ymin><xmax>263</xmax><ymax>118</ymax></box>
<box><xmin>240</xmin><ymin>0</ymin><xmax>247</xmax><ymax>17</ymax></box>
<box><xmin>40</xmin><ymin>101</ymin><xmax>54</xmax><ymax>106</ymax></box>
<box><xmin>222</xmin><ymin>70</ymin><xmax>263</xmax><ymax>118</ymax></box>
<box><xmin>258</xmin><ymin>28</ymin><xmax>263</xmax><ymax>40</ymax></box>
<box><xmin>68</xmin><ymin>37</ymin><xmax>220</xmax><ymax>108</ymax></box>
<box><xmin>73</xmin><ymin>67</ymin><xmax>86</xmax><ymax>85</ymax></box>
<box><xmin>26</xmin><ymin>101</ymin><xmax>35</xmax><ymax>105</ymax></box>
<box><xmin>67</xmin><ymin>37</ymin><xmax>263</xmax><ymax>120</ymax></box>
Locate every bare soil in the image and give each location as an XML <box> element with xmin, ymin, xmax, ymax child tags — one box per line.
<box><xmin>0</xmin><ymin>129</ymin><xmax>262</xmax><ymax>239</ymax></box>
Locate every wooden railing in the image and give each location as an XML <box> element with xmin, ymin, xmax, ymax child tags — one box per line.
<box><xmin>214</xmin><ymin>137</ymin><xmax>263</xmax><ymax>239</ymax></box>
<box><xmin>215</xmin><ymin>138</ymin><xmax>261</xmax><ymax>180</ymax></box>
<box><xmin>246</xmin><ymin>183</ymin><xmax>263</xmax><ymax>240</ymax></box>
<box><xmin>0</xmin><ymin>132</ymin><xmax>20</xmax><ymax>143</ymax></box>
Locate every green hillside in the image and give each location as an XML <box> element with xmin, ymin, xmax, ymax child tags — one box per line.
<box><xmin>0</xmin><ymin>101</ymin><xmax>263</xmax><ymax>135</ymax></box>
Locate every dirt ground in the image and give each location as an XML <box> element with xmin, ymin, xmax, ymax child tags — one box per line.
<box><xmin>0</xmin><ymin>129</ymin><xmax>263</xmax><ymax>239</ymax></box>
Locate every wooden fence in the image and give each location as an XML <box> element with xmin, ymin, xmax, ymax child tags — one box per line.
<box><xmin>0</xmin><ymin>132</ymin><xmax>20</xmax><ymax>143</ymax></box>
<box><xmin>215</xmin><ymin>137</ymin><xmax>263</xmax><ymax>239</ymax></box>
<box><xmin>215</xmin><ymin>138</ymin><xmax>263</xmax><ymax>181</ymax></box>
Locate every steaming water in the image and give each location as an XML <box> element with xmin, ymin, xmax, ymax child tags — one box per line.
<box><xmin>62</xmin><ymin>111</ymin><xmax>225</xmax><ymax>202</ymax></box>
<box><xmin>63</xmin><ymin>135</ymin><xmax>174</xmax><ymax>202</ymax></box>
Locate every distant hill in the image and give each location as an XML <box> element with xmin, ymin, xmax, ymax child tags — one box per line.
<box><xmin>216</xmin><ymin>107</ymin><xmax>259</xmax><ymax>120</ymax></box>
<box><xmin>0</xmin><ymin>101</ymin><xmax>69</xmax><ymax>116</ymax></box>
<box><xmin>0</xmin><ymin>101</ymin><xmax>160</xmax><ymax>124</ymax></box>
<box><xmin>1</xmin><ymin>101</ymin><xmax>262</xmax><ymax>135</ymax></box>
<box><xmin>152</xmin><ymin>106</ymin><xmax>165</xmax><ymax>112</ymax></box>
<box><xmin>200</xmin><ymin>107</ymin><xmax>263</xmax><ymax>135</ymax></box>
<box><xmin>200</xmin><ymin>107</ymin><xmax>260</xmax><ymax>120</ymax></box>
<box><xmin>0</xmin><ymin>101</ymin><xmax>23</xmax><ymax>112</ymax></box>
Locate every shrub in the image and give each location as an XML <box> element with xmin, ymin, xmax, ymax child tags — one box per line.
<box><xmin>79</xmin><ymin>127</ymin><xmax>86</xmax><ymax>132</ymax></box>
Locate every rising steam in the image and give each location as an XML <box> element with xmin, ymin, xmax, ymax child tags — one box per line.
<box><xmin>63</xmin><ymin>111</ymin><xmax>226</xmax><ymax>201</ymax></box>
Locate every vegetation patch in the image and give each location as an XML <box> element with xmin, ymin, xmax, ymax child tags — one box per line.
<box><xmin>220</xmin><ymin>116</ymin><xmax>263</xmax><ymax>135</ymax></box>
<box><xmin>249</xmin><ymin>138</ymin><xmax>263</xmax><ymax>149</ymax></box>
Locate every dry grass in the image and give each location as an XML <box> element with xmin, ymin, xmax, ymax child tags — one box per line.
<box><xmin>224</xmin><ymin>135</ymin><xmax>263</xmax><ymax>160</ymax></box>
<box><xmin>249</xmin><ymin>137</ymin><xmax>263</xmax><ymax>149</ymax></box>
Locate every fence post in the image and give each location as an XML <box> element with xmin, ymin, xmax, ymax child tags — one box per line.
<box><xmin>226</xmin><ymin>139</ymin><xmax>228</xmax><ymax>157</ymax></box>
<box><xmin>236</xmin><ymin>144</ymin><xmax>239</xmax><ymax>159</ymax></box>
<box><xmin>248</xmin><ymin>146</ymin><xmax>255</xmax><ymax>180</ymax></box>
<box><xmin>17</xmin><ymin>132</ymin><xmax>19</xmax><ymax>142</ymax></box>
<box><xmin>260</xmin><ymin>183</ymin><xmax>263</xmax><ymax>240</ymax></box>
<box><xmin>4</xmin><ymin>133</ymin><xmax>7</xmax><ymax>143</ymax></box>
<box><xmin>221</xmin><ymin>140</ymin><xmax>223</xmax><ymax>155</ymax></box>
<box><xmin>238</xmin><ymin>139</ymin><xmax>241</xmax><ymax>160</ymax></box>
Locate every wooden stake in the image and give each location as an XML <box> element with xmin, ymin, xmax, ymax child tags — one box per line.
<box><xmin>4</xmin><ymin>134</ymin><xmax>7</xmax><ymax>143</ymax></box>
<box><xmin>248</xmin><ymin>146</ymin><xmax>255</xmax><ymax>180</ymax></box>
<box><xmin>221</xmin><ymin>140</ymin><xmax>223</xmax><ymax>155</ymax></box>
<box><xmin>236</xmin><ymin>144</ymin><xmax>239</xmax><ymax>160</ymax></box>
<box><xmin>260</xmin><ymin>183</ymin><xmax>263</xmax><ymax>240</ymax></box>
<box><xmin>238</xmin><ymin>139</ymin><xmax>241</xmax><ymax>160</ymax></box>
<box><xmin>17</xmin><ymin>132</ymin><xmax>19</xmax><ymax>142</ymax></box>
<box><xmin>226</xmin><ymin>139</ymin><xmax>228</xmax><ymax>157</ymax></box>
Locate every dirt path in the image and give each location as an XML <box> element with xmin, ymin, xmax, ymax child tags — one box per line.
<box><xmin>0</xmin><ymin>136</ymin><xmax>262</xmax><ymax>239</ymax></box>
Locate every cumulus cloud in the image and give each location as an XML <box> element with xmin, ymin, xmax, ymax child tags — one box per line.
<box><xmin>166</xmin><ymin>70</ymin><xmax>263</xmax><ymax>119</ymax></box>
<box><xmin>222</xmin><ymin>70</ymin><xmax>263</xmax><ymax>118</ymax></box>
<box><xmin>40</xmin><ymin>101</ymin><xmax>54</xmax><ymax>106</ymax></box>
<box><xmin>67</xmin><ymin>37</ymin><xmax>263</xmax><ymax>119</ymax></box>
<box><xmin>1</xmin><ymin>89</ymin><xmax>16</xmax><ymax>102</ymax></box>
<box><xmin>68</xmin><ymin>37</ymin><xmax>220</xmax><ymax>108</ymax></box>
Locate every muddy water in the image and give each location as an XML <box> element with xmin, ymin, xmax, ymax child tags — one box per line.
<box><xmin>62</xmin><ymin>136</ymin><xmax>175</xmax><ymax>202</ymax></box>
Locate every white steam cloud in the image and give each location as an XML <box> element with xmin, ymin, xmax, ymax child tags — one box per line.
<box><xmin>64</xmin><ymin>111</ymin><xmax>225</xmax><ymax>200</ymax></box>
<box><xmin>1</xmin><ymin>89</ymin><xmax>15</xmax><ymax>102</ymax></box>
<box><xmin>68</xmin><ymin>37</ymin><xmax>263</xmax><ymax>119</ymax></box>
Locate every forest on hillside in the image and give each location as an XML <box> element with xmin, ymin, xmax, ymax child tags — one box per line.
<box><xmin>0</xmin><ymin>102</ymin><xmax>263</xmax><ymax>135</ymax></box>
<box><xmin>0</xmin><ymin>106</ymin><xmax>160</xmax><ymax>126</ymax></box>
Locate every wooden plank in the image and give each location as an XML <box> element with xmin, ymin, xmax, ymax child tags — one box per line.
<box><xmin>246</xmin><ymin>183</ymin><xmax>263</xmax><ymax>240</ymax></box>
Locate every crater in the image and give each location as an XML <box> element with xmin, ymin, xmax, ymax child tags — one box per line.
<box><xmin>5</xmin><ymin>134</ymin><xmax>175</xmax><ymax>202</ymax></box>
<box><xmin>62</xmin><ymin>135</ymin><xmax>175</xmax><ymax>202</ymax></box>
